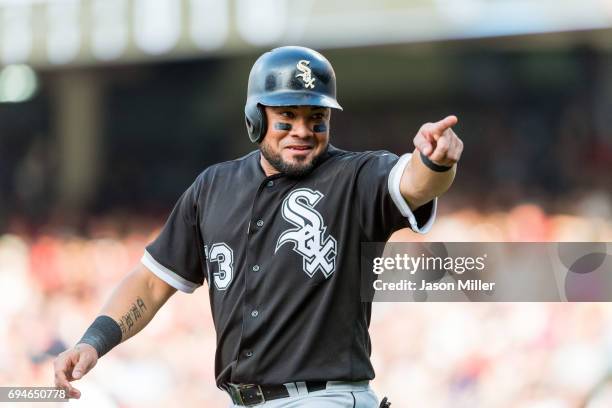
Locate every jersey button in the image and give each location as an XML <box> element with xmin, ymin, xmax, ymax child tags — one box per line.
<box><xmin>267</xmin><ymin>180</ymin><xmax>274</xmax><ymax>187</ymax></box>
<box><xmin>251</xmin><ymin>310</ymin><xmax>259</xmax><ymax>317</ymax></box>
<box><xmin>245</xmin><ymin>351</ymin><xmax>253</xmax><ymax>357</ymax></box>
<box><xmin>256</xmin><ymin>219</ymin><xmax>264</xmax><ymax>227</ymax></box>
<box><xmin>252</xmin><ymin>265</ymin><xmax>260</xmax><ymax>272</ymax></box>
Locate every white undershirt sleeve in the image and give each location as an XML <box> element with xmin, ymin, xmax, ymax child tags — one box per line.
<box><xmin>387</xmin><ymin>153</ymin><xmax>437</xmax><ymax>234</ymax></box>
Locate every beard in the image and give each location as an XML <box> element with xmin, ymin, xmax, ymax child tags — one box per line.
<box><xmin>260</xmin><ymin>142</ymin><xmax>328</xmax><ymax>178</ymax></box>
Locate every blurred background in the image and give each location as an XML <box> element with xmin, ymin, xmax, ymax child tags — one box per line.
<box><xmin>0</xmin><ymin>0</ymin><xmax>611</xmax><ymax>407</ymax></box>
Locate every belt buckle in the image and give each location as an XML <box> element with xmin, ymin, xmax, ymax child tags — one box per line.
<box><xmin>231</xmin><ymin>384</ymin><xmax>265</xmax><ymax>406</ymax></box>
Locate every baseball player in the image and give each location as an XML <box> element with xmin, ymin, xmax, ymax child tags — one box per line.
<box><xmin>53</xmin><ymin>46</ymin><xmax>463</xmax><ymax>407</ymax></box>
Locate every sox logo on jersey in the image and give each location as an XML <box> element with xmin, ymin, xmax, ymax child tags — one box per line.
<box><xmin>275</xmin><ymin>188</ymin><xmax>337</xmax><ymax>278</ymax></box>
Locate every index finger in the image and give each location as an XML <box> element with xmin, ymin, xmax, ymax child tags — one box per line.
<box><xmin>431</xmin><ymin>115</ymin><xmax>458</xmax><ymax>135</ymax></box>
<box><xmin>55</xmin><ymin>370</ymin><xmax>81</xmax><ymax>399</ymax></box>
<box><xmin>54</xmin><ymin>364</ymin><xmax>71</xmax><ymax>391</ymax></box>
<box><xmin>54</xmin><ymin>356</ymin><xmax>80</xmax><ymax>398</ymax></box>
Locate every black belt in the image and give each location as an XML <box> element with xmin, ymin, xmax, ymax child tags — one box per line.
<box><xmin>223</xmin><ymin>381</ymin><xmax>327</xmax><ymax>406</ymax></box>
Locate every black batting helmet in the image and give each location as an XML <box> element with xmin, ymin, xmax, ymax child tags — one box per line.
<box><xmin>245</xmin><ymin>46</ymin><xmax>343</xmax><ymax>143</ymax></box>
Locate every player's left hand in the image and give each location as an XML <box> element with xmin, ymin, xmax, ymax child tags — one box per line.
<box><xmin>413</xmin><ymin>115</ymin><xmax>463</xmax><ymax>167</ymax></box>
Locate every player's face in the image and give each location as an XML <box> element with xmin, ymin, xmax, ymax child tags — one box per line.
<box><xmin>260</xmin><ymin>106</ymin><xmax>331</xmax><ymax>177</ymax></box>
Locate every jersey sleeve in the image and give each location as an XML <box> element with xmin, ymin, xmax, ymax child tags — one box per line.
<box><xmin>357</xmin><ymin>151</ymin><xmax>437</xmax><ymax>241</ymax></box>
<box><xmin>141</xmin><ymin>174</ymin><xmax>205</xmax><ymax>293</ymax></box>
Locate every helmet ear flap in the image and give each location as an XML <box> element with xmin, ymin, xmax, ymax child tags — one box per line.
<box><xmin>245</xmin><ymin>103</ymin><xmax>267</xmax><ymax>143</ymax></box>
<box><xmin>256</xmin><ymin>104</ymin><xmax>267</xmax><ymax>143</ymax></box>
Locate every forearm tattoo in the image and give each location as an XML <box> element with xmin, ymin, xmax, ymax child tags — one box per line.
<box><xmin>118</xmin><ymin>297</ymin><xmax>148</xmax><ymax>336</ymax></box>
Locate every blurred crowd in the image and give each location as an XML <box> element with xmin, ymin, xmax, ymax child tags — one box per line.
<box><xmin>1</xmin><ymin>204</ymin><xmax>611</xmax><ymax>408</ymax></box>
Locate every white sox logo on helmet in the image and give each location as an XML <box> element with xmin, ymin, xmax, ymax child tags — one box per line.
<box><xmin>295</xmin><ymin>60</ymin><xmax>316</xmax><ymax>89</ymax></box>
<box><xmin>275</xmin><ymin>188</ymin><xmax>337</xmax><ymax>278</ymax></box>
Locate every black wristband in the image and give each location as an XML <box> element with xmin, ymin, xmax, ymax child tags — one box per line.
<box><xmin>77</xmin><ymin>315</ymin><xmax>122</xmax><ymax>358</ymax></box>
<box><xmin>419</xmin><ymin>152</ymin><xmax>453</xmax><ymax>172</ymax></box>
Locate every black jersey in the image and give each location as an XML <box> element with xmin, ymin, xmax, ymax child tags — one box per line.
<box><xmin>141</xmin><ymin>145</ymin><xmax>436</xmax><ymax>386</ymax></box>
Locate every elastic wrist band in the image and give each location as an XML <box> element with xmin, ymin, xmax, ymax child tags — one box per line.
<box><xmin>77</xmin><ymin>315</ymin><xmax>122</xmax><ymax>358</ymax></box>
<box><xmin>419</xmin><ymin>152</ymin><xmax>453</xmax><ymax>172</ymax></box>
